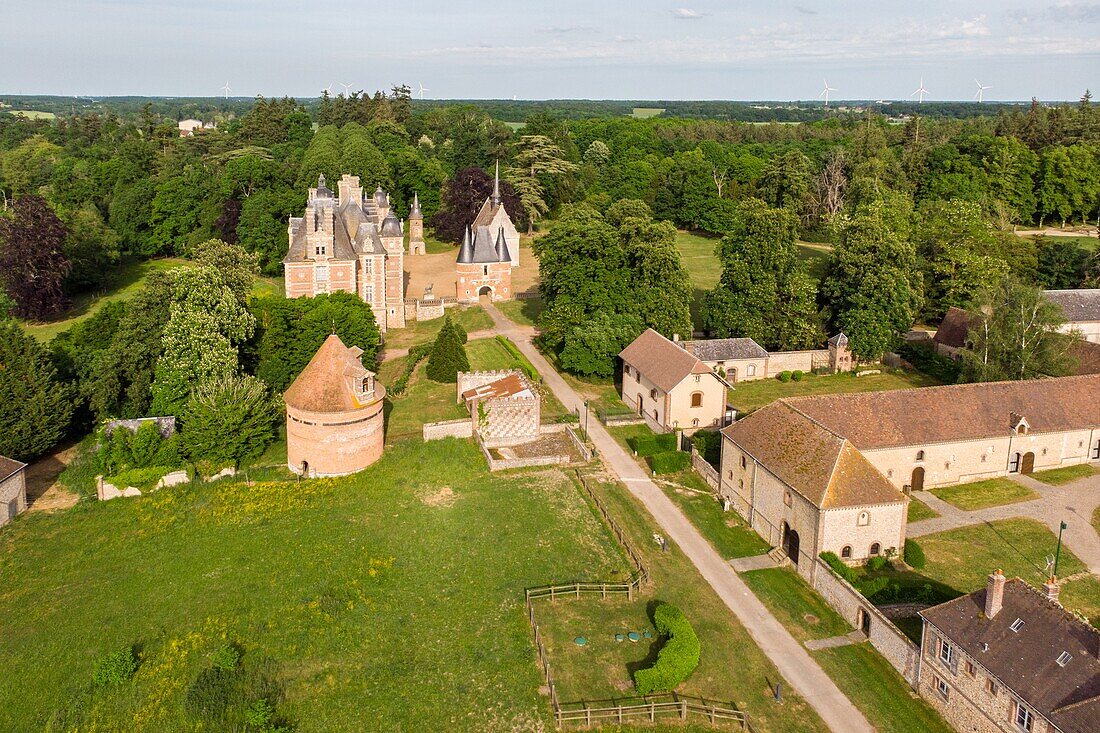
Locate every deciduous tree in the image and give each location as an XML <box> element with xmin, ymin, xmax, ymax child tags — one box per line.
<box><xmin>181</xmin><ymin>375</ymin><xmax>281</xmax><ymax>469</ymax></box>
<box><xmin>0</xmin><ymin>195</ymin><xmax>72</xmax><ymax>320</ymax></box>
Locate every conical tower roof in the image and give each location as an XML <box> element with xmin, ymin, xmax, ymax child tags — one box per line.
<box><xmin>495</xmin><ymin>226</ymin><xmax>511</xmax><ymax>263</ymax></box>
<box><xmin>410</xmin><ymin>192</ymin><xmax>422</xmax><ymax>219</ymax></box>
<box><xmin>457</xmin><ymin>226</ymin><xmax>474</xmax><ymax>263</ymax></box>
<box><xmin>491</xmin><ymin>160</ymin><xmax>501</xmax><ymax>206</ymax></box>
<box><xmin>284</xmin><ymin>334</ymin><xmax>374</xmax><ymax>412</ymax></box>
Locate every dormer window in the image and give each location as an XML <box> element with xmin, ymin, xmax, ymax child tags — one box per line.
<box><xmin>359</xmin><ymin>376</ymin><xmax>374</xmax><ymax>397</ymax></box>
<box><xmin>315</xmin><ymin>245</ymin><xmax>326</xmax><ymax>256</ymax></box>
<box><xmin>1017</xmin><ymin>424</ymin><xmax>1027</xmax><ymax>435</ymax></box>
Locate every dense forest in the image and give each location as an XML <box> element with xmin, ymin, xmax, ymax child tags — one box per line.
<box><xmin>1</xmin><ymin>88</ymin><xmax>1098</xmax><ymax>462</ymax></box>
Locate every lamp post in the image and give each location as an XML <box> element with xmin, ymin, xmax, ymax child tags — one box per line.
<box><xmin>583</xmin><ymin>399</ymin><xmax>590</xmax><ymax>442</ymax></box>
<box><xmin>1054</xmin><ymin>521</ymin><xmax>1068</xmax><ymax>577</ymax></box>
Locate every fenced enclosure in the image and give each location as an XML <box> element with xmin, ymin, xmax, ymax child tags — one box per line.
<box><xmin>555</xmin><ymin>693</ymin><xmax>753</xmax><ymax>729</ymax></box>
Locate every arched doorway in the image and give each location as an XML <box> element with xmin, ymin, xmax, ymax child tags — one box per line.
<box><xmin>636</xmin><ymin>393</ymin><xmax>644</xmax><ymax>414</ymax></box>
<box><xmin>856</xmin><ymin>608</ymin><xmax>871</xmax><ymax>635</ymax></box>
<box><xmin>911</xmin><ymin>466</ymin><xmax>925</xmax><ymax>492</ymax></box>
<box><xmin>781</xmin><ymin>522</ymin><xmax>801</xmax><ymax>566</ymax></box>
<box><xmin>301</xmin><ymin>460</ymin><xmax>310</xmax><ymax>478</ymax></box>
<box><xmin>477</xmin><ymin>285</ymin><xmax>493</xmax><ymax>301</ymax></box>
<box><xmin>1021</xmin><ymin>452</ymin><xmax>1035</xmax><ymax>474</ymax></box>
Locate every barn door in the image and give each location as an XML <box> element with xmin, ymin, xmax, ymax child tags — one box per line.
<box><xmin>1021</xmin><ymin>452</ymin><xmax>1035</xmax><ymax>474</ymax></box>
<box><xmin>911</xmin><ymin>467</ymin><xmax>925</xmax><ymax>492</ymax></box>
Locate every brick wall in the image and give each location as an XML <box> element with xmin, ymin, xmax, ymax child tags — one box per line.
<box><xmin>812</xmin><ymin>558</ymin><xmax>922</xmax><ymax>687</ymax></box>
<box><xmin>764</xmin><ymin>350</ymin><xmax>824</xmax><ymax>375</ymax></box>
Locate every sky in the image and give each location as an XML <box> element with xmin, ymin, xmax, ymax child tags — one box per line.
<box><xmin>1</xmin><ymin>1</ymin><xmax>1097</xmax><ymax>101</ymax></box>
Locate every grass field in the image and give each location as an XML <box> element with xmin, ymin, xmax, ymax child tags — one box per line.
<box><xmin>381</xmin><ymin>305</ymin><xmax>494</xmax><ymax>352</ymax></box>
<box><xmin>1031</xmin><ymin>464</ymin><xmax>1099</xmax><ymax>486</ymax></box>
<box><xmin>631</xmin><ymin>107</ymin><xmax>665</xmax><ymax>119</ymax></box>
<box><xmin>8</xmin><ymin>109</ymin><xmax>56</xmax><ymax>119</ymax></box>
<box><xmin>907</xmin><ymin>497</ymin><xmax>939</xmax><ymax>522</ymax></box>
<box><xmin>0</xmin><ymin>441</ymin><xmax>634</xmax><ymax>732</ymax></box>
<box><xmin>1060</xmin><ymin>575</ymin><xmax>1100</xmax><ymax>627</ymax></box>
<box><xmin>658</xmin><ymin>472</ymin><xmax>770</xmax><ymax>560</ymax></box>
<box><xmin>496</xmin><ymin>297</ymin><xmax>544</xmax><ymax>328</ymax></box>
<box><xmin>20</xmin><ymin>258</ymin><xmax>191</xmax><ymax>342</ymax></box>
<box><xmin>728</xmin><ymin>370</ymin><xmax>941</xmax><ymax>413</ymax></box>
<box><xmin>740</xmin><ymin>568</ymin><xmax>850</xmax><ymax>642</ymax></box>
<box><xmin>930</xmin><ymin>478</ymin><xmax>1039</xmax><ymax>511</ymax></box>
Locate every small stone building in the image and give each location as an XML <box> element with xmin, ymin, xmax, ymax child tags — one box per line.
<box><xmin>456</xmin><ymin>225</ymin><xmax>513</xmax><ymax>303</ymax></box>
<box><xmin>283</xmin><ymin>334</ymin><xmax>386</xmax><ymax>478</ymax></box>
<box><xmin>932</xmin><ymin>306</ymin><xmax>978</xmax><ymax>359</ymax></box>
<box><xmin>720</xmin><ymin>402</ymin><xmax>908</xmax><ymax>579</ymax></box>
<box><xmin>683</xmin><ymin>332</ymin><xmax>854</xmax><ymax>382</ymax></box>
<box><xmin>0</xmin><ymin>455</ymin><xmax>27</xmax><ymax>528</ymax></box>
<box><xmin>619</xmin><ymin>328</ymin><xmax>731</xmax><ymax>435</ymax></box>
<box><xmin>918</xmin><ymin>570</ymin><xmax>1100</xmax><ymax>733</ymax></box>
<box><xmin>458</xmin><ymin>370</ymin><xmax>540</xmax><ymax>447</ymax></box>
<box><xmin>1046</xmin><ymin>288</ymin><xmax>1100</xmax><ymax>344</ymax></box>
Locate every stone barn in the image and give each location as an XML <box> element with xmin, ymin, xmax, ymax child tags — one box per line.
<box><xmin>0</xmin><ymin>455</ymin><xmax>28</xmax><ymax>528</ymax></box>
<box><xmin>458</xmin><ymin>370</ymin><xmax>540</xmax><ymax>447</ymax></box>
<box><xmin>283</xmin><ymin>335</ymin><xmax>386</xmax><ymax>478</ymax></box>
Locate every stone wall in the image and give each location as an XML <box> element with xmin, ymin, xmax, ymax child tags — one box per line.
<box><xmin>0</xmin><ymin>468</ymin><xmax>27</xmax><ymax>527</ymax></box>
<box><xmin>764</xmin><ymin>350</ymin><xmax>828</xmax><ymax>375</ymax></box>
<box><xmin>479</xmin><ymin>440</ymin><xmax>569</xmax><ymax>472</ymax></box>
<box><xmin>812</xmin><ymin>558</ymin><xmax>921</xmax><ymax>687</ymax></box>
<box><xmin>105</xmin><ymin>416</ymin><xmax>177</xmax><ymax>437</ymax></box>
<box><xmin>423</xmin><ymin>419</ymin><xmax>474</xmax><ymax>441</ymax></box>
<box><xmin>415</xmin><ymin>299</ymin><xmax>445</xmax><ymax>322</ymax></box>
<box><xmin>479</xmin><ymin>396</ymin><xmax>540</xmax><ymax>446</ymax></box>
<box><xmin>690</xmin><ymin>447</ymin><xmax>720</xmax><ymax>491</ymax></box>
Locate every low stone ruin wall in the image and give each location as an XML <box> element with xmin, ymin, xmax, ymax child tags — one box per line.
<box><xmin>423</xmin><ymin>419</ymin><xmax>474</xmax><ymax>441</ymax></box>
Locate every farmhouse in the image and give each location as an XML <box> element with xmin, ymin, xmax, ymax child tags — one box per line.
<box><xmin>684</xmin><ymin>332</ymin><xmax>854</xmax><ymax>382</ymax></box>
<box><xmin>1045</xmin><ymin>288</ymin><xmax>1100</xmax><ymax>343</ymax></box>
<box><xmin>719</xmin><ymin>401</ymin><xmax>908</xmax><ymax>578</ymax></box>
<box><xmin>0</xmin><ymin>455</ymin><xmax>28</xmax><ymax>528</ymax></box>
<box><xmin>283</xmin><ymin>334</ymin><xmax>386</xmax><ymax>478</ymax></box>
<box><xmin>918</xmin><ymin>569</ymin><xmax>1100</xmax><ymax>733</ymax></box>
<box><xmin>619</xmin><ymin>328</ymin><xmax>730</xmax><ymax>435</ymax></box>
<box><xmin>283</xmin><ymin>174</ymin><xmax>424</xmax><ymax>332</ymax></box>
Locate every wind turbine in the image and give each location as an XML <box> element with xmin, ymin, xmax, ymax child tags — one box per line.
<box><xmin>339</xmin><ymin>82</ymin><xmax>353</xmax><ymax>98</ymax></box>
<box><xmin>416</xmin><ymin>82</ymin><xmax>429</xmax><ymax>99</ymax></box>
<box><xmin>911</xmin><ymin>77</ymin><xmax>929</xmax><ymax>104</ymax></box>
<box><xmin>974</xmin><ymin>79</ymin><xmax>991</xmax><ymax>103</ymax></box>
<box><xmin>820</xmin><ymin>79</ymin><xmax>837</xmax><ymax>107</ymax></box>
<box><xmin>221</xmin><ymin>81</ymin><xmax>232</xmax><ymax>99</ymax></box>
<box><xmin>322</xmin><ymin>82</ymin><xmax>333</xmax><ymax>96</ymax></box>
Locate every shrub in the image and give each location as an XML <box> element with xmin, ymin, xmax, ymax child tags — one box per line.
<box><xmin>93</xmin><ymin>647</ymin><xmax>138</xmax><ymax>687</ymax></box>
<box><xmin>898</xmin><ymin>342</ymin><xmax>961</xmax><ymax>384</ymax></box>
<box><xmin>629</xmin><ymin>435</ymin><xmax>659</xmax><ymax>457</ymax></box>
<box><xmin>649</xmin><ymin>451</ymin><xmax>690</xmax><ymax>474</ymax></box>
<box><xmin>105</xmin><ymin>466</ymin><xmax>177</xmax><ymax>490</ymax></box>
<box><xmin>654</xmin><ymin>432</ymin><xmax>678</xmax><ymax>451</ymax></box>
<box><xmin>866</xmin><ymin>555</ymin><xmax>889</xmax><ymax>572</ymax></box>
<box><xmin>389</xmin><ymin>343</ymin><xmax>432</xmax><ymax>397</ymax></box>
<box><xmin>791</xmin><ymin>370</ymin><xmax>804</xmax><ymax>381</ymax></box>
<box><xmin>776</xmin><ymin>371</ymin><xmax>791</xmax><ymax>382</ymax></box>
<box><xmin>212</xmin><ymin>643</ymin><xmax>242</xmax><ymax>671</ymax></box>
<box><xmin>425</xmin><ymin>316</ymin><xmax>470</xmax><ymax>383</ymax></box>
<box><xmin>634</xmin><ymin>603</ymin><xmax>701</xmax><ymax>695</ymax></box>
<box><xmin>820</xmin><ymin>551</ymin><xmax>859</xmax><ymax>583</ymax></box>
<box><xmin>904</xmin><ymin>539</ymin><xmax>926</xmax><ymax>569</ymax></box>
<box><xmin>691</xmin><ymin>430</ymin><xmax>721</xmax><ymax>466</ymax></box>
<box><xmin>129</xmin><ymin>421</ymin><xmax>164</xmax><ymax>468</ymax></box>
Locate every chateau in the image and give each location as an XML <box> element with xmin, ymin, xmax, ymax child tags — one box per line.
<box><xmin>283</xmin><ymin>174</ymin><xmax>424</xmax><ymax>332</ymax></box>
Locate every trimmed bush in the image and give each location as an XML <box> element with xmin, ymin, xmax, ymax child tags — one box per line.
<box><xmin>904</xmin><ymin>538</ymin><xmax>926</xmax><ymax>569</ymax></box>
<box><xmin>425</xmin><ymin>316</ymin><xmax>470</xmax><ymax>383</ymax></box>
<box><xmin>791</xmin><ymin>370</ymin><xmax>804</xmax><ymax>382</ymax></box>
<box><xmin>776</xmin><ymin>371</ymin><xmax>792</xmax><ymax>383</ymax></box>
<box><xmin>820</xmin><ymin>551</ymin><xmax>859</xmax><ymax>583</ymax></box>
<box><xmin>649</xmin><ymin>451</ymin><xmax>690</xmax><ymax>474</ymax></box>
<box><xmin>93</xmin><ymin>647</ymin><xmax>138</xmax><ymax>687</ymax></box>
<box><xmin>653</xmin><ymin>432</ymin><xmax>678</xmax><ymax>451</ymax></box>
<box><xmin>634</xmin><ymin>603</ymin><xmax>701</xmax><ymax>695</ymax></box>
<box><xmin>628</xmin><ymin>435</ymin><xmax>659</xmax><ymax>457</ymax></box>
<box><xmin>105</xmin><ymin>466</ymin><xmax>178</xmax><ymax>490</ymax></box>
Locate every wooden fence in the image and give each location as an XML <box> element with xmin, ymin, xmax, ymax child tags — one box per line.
<box><xmin>555</xmin><ymin>693</ymin><xmax>754</xmax><ymax>729</ymax></box>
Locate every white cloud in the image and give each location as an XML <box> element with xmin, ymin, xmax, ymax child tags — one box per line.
<box><xmin>673</xmin><ymin>8</ymin><xmax>704</xmax><ymax>19</ymax></box>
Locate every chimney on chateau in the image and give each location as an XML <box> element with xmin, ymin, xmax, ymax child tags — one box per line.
<box><xmin>1043</xmin><ymin>576</ymin><xmax>1060</xmax><ymax>603</ymax></box>
<box><xmin>985</xmin><ymin>569</ymin><xmax>1006</xmax><ymax>619</ymax></box>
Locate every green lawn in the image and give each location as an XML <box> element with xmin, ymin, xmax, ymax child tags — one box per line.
<box><xmin>0</xmin><ymin>440</ymin><xmax>633</xmax><ymax>732</ymax></box>
<box><xmin>917</xmin><ymin>518</ymin><xmax>1086</xmax><ymax>592</ymax></box>
<box><xmin>740</xmin><ymin>568</ymin><xmax>851</xmax><ymax>642</ymax></box>
<box><xmin>930</xmin><ymin>478</ymin><xmax>1039</xmax><ymax>511</ymax></box>
<box><xmin>907</xmin><ymin>497</ymin><xmax>939</xmax><ymax>522</ymax></box>
<box><xmin>560</xmin><ymin>475</ymin><xmax>830</xmax><ymax>733</ymax></box>
<box><xmin>812</xmin><ymin>645</ymin><xmax>955</xmax><ymax>733</ymax></box>
<box><xmin>381</xmin><ymin>305</ymin><xmax>494</xmax><ymax>352</ymax></box>
<box><xmin>1031</xmin><ymin>464</ymin><xmax>1099</xmax><ymax>486</ymax></box>
<box><xmin>728</xmin><ymin>370</ymin><xmax>941</xmax><ymax>413</ymax></box>
<box><xmin>496</xmin><ymin>297</ymin><xmax>544</xmax><ymax>328</ymax></box>
<box><xmin>659</xmin><ymin>472</ymin><xmax>770</xmax><ymax>560</ymax></box>
<box><xmin>20</xmin><ymin>258</ymin><xmax>191</xmax><ymax>342</ymax></box>
<box><xmin>1060</xmin><ymin>575</ymin><xmax>1100</xmax><ymax>627</ymax></box>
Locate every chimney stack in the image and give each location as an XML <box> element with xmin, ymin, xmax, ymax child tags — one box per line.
<box><xmin>1043</xmin><ymin>576</ymin><xmax>1060</xmax><ymax>603</ymax></box>
<box><xmin>985</xmin><ymin>569</ymin><xmax>1006</xmax><ymax>619</ymax></box>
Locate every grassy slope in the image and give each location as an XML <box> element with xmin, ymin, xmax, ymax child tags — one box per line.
<box><xmin>0</xmin><ymin>441</ymin><xmax>627</xmax><ymax>732</ymax></box>
<box><xmin>930</xmin><ymin>478</ymin><xmax>1039</xmax><ymax>511</ymax></box>
<box><xmin>728</xmin><ymin>371</ymin><xmax>941</xmax><ymax>413</ymax></box>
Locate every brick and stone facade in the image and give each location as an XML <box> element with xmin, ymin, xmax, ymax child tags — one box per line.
<box><xmin>456</xmin><ymin>226</ymin><xmax>513</xmax><ymax>303</ymax></box>
<box><xmin>283</xmin><ymin>174</ymin><xmax>412</xmax><ymax>332</ymax></box>
<box><xmin>0</xmin><ymin>456</ymin><xmax>27</xmax><ymax>528</ymax></box>
<box><xmin>283</xmin><ymin>335</ymin><xmax>385</xmax><ymax>478</ymax></box>
<box><xmin>458</xmin><ymin>370</ymin><xmax>540</xmax><ymax>447</ymax></box>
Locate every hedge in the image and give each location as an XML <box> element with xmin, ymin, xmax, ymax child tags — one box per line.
<box><xmin>649</xmin><ymin>451</ymin><xmax>690</xmax><ymax>474</ymax></box>
<box><xmin>776</xmin><ymin>371</ymin><xmax>792</xmax><ymax>382</ymax></box>
<box><xmin>820</xmin><ymin>551</ymin><xmax>859</xmax><ymax>583</ymax></box>
<box><xmin>389</xmin><ymin>342</ymin><xmax>433</xmax><ymax>397</ymax></box>
<box><xmin>654</xmin><ymin>433</ymin><xmax>678</xmax><ymax>451</ymax></box>
<box><xmin>904</xmin><ymin>538</ymin><xmax>926</xmax><ymax>569</ymax></box>
<box><xmin>634</xmin><ymin>603</ymin><xmax>701</xmax><ymax>695</ymax></box>
<box><xmin>628</xmin><ymin>435</ymin><xmax>658</xmax><ymax>456</ymax></box>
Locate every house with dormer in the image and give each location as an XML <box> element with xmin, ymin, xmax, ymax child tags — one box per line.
<box><xmin>918</xmin><ymin>569</ymin><xmax>1100</xmax><ymax>733</ymax></box>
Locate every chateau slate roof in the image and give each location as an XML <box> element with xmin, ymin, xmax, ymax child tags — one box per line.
<box><xmin>0</xmin><ymin>455</ymin><xmax>26</xmax><ymax>483</ymax></box>
<box><xmin>720</xmin><ymin>402</ymin><xmax>905</xmax><ymax>509</ymax></box>
<box><xmin>410</xmin><ymin>192</ymin><xmax>422</xmax><ymax>219</ymax></box>
<box><xmin>283</xmin><ymin>334</ymin><xmax>379</xmax><ymax>413</ymax></box>
<box><xmin>457</xmin><ymin>227</ymin><xmax>474</xmax><ymax>263</ymax></box>
<box><xmin>380</xmin><ymin>211</ymin><xmax>402</xmax><ymax>237</ymax></box>
<box><xmin>920</xmin><ymin>579</ymin><xmax>1100</xmax><ymax>733</ymax></box>
<box><xmin>1045</xmin><ymin>289</ymin><xmax>1100</xmax><ymax>322</ymax></box>
<box><xmin>619</xmin><ymin>328</ymin><xmax>714</xmax><ymax>393</ymax></box>
<box><xmin>781</xmin><ymin>375</ymin><xmax>1100</xmax><ymax>449</ymax></box>
<box><xmin>495</xmin><ymin>227</ymin><xmax>512</xmax><ymax>263</ymax></box>
<box><xmin>464</xmin><ymin>226</ymin><xmax>507</xmax><ymax>264</ymax></box>
<box><xmin>684</xmin><ymin>337</ymin><xmax>768</xmax><ymax>362</ymax></box>
<box><xmin>933</xmin><ymin>307</ymin><xmax>979</xmax><ymax>349</ymax></box>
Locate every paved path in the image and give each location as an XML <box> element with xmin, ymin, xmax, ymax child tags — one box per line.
<box><xmin>482</xmin><ymin>302</ymin><xmax>874</xmax><ymax>733</ymax></box>
<box><xmin>804</xmin><ymin>631</ymin><xmax>867</xmax><ymax>651</ymax></box>
<box><xmin>730</xmin><ymin>553</ymin><xmax>781</xmax><ymax>572</ymax></box>
<box><xmin>908</xmin><ymin>473</ymin><xmax>1100</xmax><ymax>574</ymax></box>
